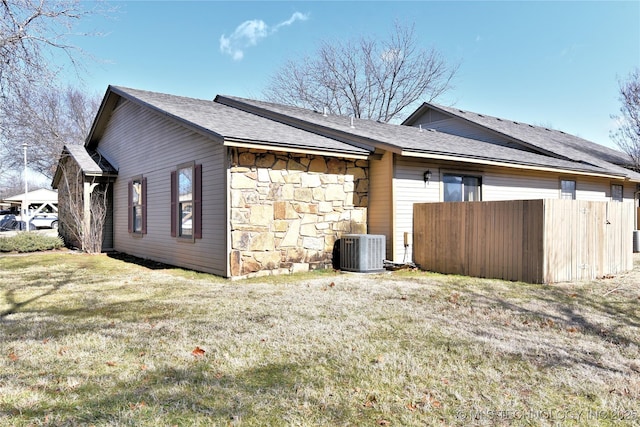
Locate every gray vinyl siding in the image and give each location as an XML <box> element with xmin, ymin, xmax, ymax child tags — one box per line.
<box><xmin>98</xmin><ymin>99</ymin><xmax>228</xmax><ymax>276</ymax></box>
<box><xmin>410</xmin><ymin>116</ymin><xmax>532</xmax><ymax>150</ymax></box>
<box><xmin>393</xmin><ymin>158</ymin><xmax>633</xmax><ymax>264</ymax></box>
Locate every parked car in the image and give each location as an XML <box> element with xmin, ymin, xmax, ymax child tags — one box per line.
<box><xmin>0</xmin><ymin>214</ymin><xmax>16</xmax><ymax>231</ymax></box>
<box><xmin>0</xmin><ymin>215</ymin><xmax>35</xmax><ymax>231</ymax></box>
<box><xmin>29</xmin><ymin>214</ymin><xmax>58</xmax><ymax>229</ymax></box>
<box><xmin>0</xmin><ymin>209</ymin><xmax>14</xmax><ymax>222</ymax></box>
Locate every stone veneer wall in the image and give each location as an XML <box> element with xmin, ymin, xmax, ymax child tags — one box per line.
<box><xmin>229</xmin><ymin>148</ymin><xmax>369</xmax><ymax>278</ymax></box>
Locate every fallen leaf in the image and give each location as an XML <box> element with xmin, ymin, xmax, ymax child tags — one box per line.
<box><xmin>129</xmin><ymin>401</ymin><xmax>146</xmax><ymax>410</ymax></box>
<box><xmin>425</xmin><ymin>393</ymin><xmax>441</xmax><ymax>407</ymax></box>
<box><xmin>363</xmin><ymin>394</ymin><xmax>377</xmax><ymax>408</ymax></box>
<box><xmin>8</xmin><ymin>352</ymin><xmax>18</xmax><ymax>361</ymax></box>
<box><xmin>192</xmin><ymin>346</ymin><xmax>206</xmax><ymax>357</ymax></box>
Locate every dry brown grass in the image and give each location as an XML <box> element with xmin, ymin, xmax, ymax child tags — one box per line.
<box><xmin>0</xmin><ymin>252</ymin><xmax>639</xmax><ymax>426</ymax></box>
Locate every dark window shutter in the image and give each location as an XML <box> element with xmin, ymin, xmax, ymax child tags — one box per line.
<box><xmin>127</xmin><ymin>180</ymin><xmax>133</xmax><ymax>233</ymax></box>
<box><xmin>194</xmin><ymin>164</ymin><xmax>202</xmax><ymax>239</ymax></box>
<box><xmin>141</xmin><ymin>177</ymin><xmax>147</xmax><ymax>234</ymax></box>
<box><xmin>170</xmin><ymin>170</ymin><xmax>177</xmax><ymax>237</ymax></box>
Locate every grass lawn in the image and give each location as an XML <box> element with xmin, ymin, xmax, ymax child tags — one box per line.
<box><xmin>1</xmin><ymin>252</ymin><xmax>639</xmax><ymax>426</ymax></box>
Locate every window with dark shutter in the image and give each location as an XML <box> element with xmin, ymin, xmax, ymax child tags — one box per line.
<box><xmin>170</xmin><ymin>170</ymin><xmax>177</xmax><ymax>237</ymax></box>
<box><xmin>194</xmin><ymin>164</ymin><xmax>202</xmax><ymax>239</ymax></box>
<box><xmin>128</xmin><ymin>181</ymin><xmax>133</xmax><ymax>233</ymax></box>
<box><xmin>141</xmin><ymin>177</ymin><xmax>147</xmax><ymax>234</ymax></box>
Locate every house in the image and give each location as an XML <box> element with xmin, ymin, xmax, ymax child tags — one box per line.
<box><xmin>53</xmin><ymin>85</ymin><xmax>640</xmax><ymax>278</ymax></box>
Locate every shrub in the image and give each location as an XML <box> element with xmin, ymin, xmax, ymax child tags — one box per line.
<box><xmin>0</xmin><ymin>232</ymin><xmax>64</xmax><ymax>253</ymax></box>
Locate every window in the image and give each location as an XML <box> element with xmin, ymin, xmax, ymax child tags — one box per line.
<box><xmin>128</xmin><ymin>176</ymin><xmax>146</xmax><ymax>235</ymax></box>
<box><xmin>178</xmin><ymin>166</ymin><xmax>193</xmax><ymax>237</ymax></box>
<box><xmin>560</xmin><ymin>180</ymin><xmax>576</xmax><ymax>200</ymax></box>
<box><xmin>171</xmin><ymin>163</ymin><xmax>202</xmax><ymax>239</ymax></box>
<box><xmin>443</xmin><ymin>174</ymin><xmax>481</xmax><ymax>202</ymax></box>
<box><xmin>611</xmin><ymin>184</ymin><xmax>623</xmax><ymax>202</ymax></box>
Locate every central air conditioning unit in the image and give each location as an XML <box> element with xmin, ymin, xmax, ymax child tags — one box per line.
<box><xmin>339</xmin><ymin>234</ymin><xmax>386</xmax><ymax>273</ymax></box>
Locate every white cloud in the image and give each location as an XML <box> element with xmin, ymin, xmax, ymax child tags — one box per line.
<box><xmin>219</xmin><ymin>12</ymin><xmax>309</xmax><ymax>61</ymax></box>
<box><xmin>275</xmin><ymin>11</ymin><xmax>309</xmax><ymax>29</ymax></box>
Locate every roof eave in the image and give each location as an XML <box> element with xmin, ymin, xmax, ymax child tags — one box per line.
<box><xmin>87</xmin><ymin>86</ymin><xmax>225</xmax><ymax>150</ymax></box>
<box><xmin>215</xmin><ymin>95</ymin><xmax>387</xmax><ymax>154</ymax></box>
<box><xmin>223</xmin><ymin>138</ymin><xmax>371</xmax><ymax>160</ymax></box>
<box><xmin>85</xmin><ymin>85</ymin><xmax>120</xmax><ymax>149</ymax></box>
<box><xmin>401</xmin><ymin>102</ymin><xmax>430</xmax><ymax>126</ymax></box>
<box><xmin>400</xmin><ymin>150</ymin><xmax>628</xmax><ymax>179</ymax></box>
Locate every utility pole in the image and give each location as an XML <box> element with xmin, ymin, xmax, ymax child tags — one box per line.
<box><xmin>23</xmin><ymin>143</ymin><xmax>29</xmax><ymax>231</ymax></box>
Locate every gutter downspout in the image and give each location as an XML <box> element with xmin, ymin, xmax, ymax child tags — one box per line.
<box><xmin>634</xmin><ymin>189</ymin><xmax>640</xmax><ymax>252</ymax></box>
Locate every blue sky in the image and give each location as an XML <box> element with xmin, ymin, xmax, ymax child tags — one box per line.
<box><xmin>68</xmin><ymin>1</ymin><xmax>640</xmax><ymax>149</ymax></box>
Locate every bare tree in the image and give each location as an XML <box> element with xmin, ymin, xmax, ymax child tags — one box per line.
<box><xmin>0</xmin><ymin>0</ymin><xmax>108</xmax><ymax>189</ymax></box>
<box><xmin>264</xmin><ymin>22</ymin><xmax>458</xmax><ymax>123</ymax></box>
<box><xmin>611</xmin><ymin>69</ymin><xmax>640</xmax><ymax>170</ymax></box>
<box><xmin>56</xmin><ymin>157</ymin><xmax>108</xmax><ymax>253</ymax></box>
<box><xmin>0</xmin><ymin>0</ymin><xmax>105</xmax><ymax>96</ymax></box>
<box><xmin>1</xmin><ymin>85</ymin><xmax>101</xmax><ymax>180</ymax></box>
<box><xmin>0</xmin><ymin>173</ymin><xmax>24</xmax><ymax>199</ymax></box>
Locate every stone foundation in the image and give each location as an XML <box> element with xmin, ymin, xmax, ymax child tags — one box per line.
<box><xmin>229</xmin><ymin>148</ymin><xmax>368</xmax><ymax>278</ymax></box>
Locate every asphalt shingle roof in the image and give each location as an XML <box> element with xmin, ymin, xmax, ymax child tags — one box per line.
<box><xmin>84</xmin><ymin>86</ymin><xmax>637</xmax><ymax>179</ymax></box>
<box><xmin>65</xmin><ymin>144</ymin><xmax>116</xmax><ymax>175</ymax></box>
<box><xmin>216</xmin><ymin>95</ymin><xmax>623</xmax><ymax>176</ymax></box>
<box><xmin>415</xmin><ymin>103</ymin><xmax>640</xmax><ymax>181</ymax></box>
<box><xmin>108</xmin><ymin>86</ymin><xmax>371</xmax><ymax>156</ymax></box>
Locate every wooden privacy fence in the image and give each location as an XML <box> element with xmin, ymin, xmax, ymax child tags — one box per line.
<box><xmin>413</xmin><ymin>200</ymin><xmax>634</xmax><ymax>284</ymax></box>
